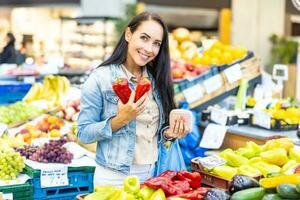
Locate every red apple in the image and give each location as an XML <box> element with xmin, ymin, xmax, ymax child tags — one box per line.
<box><xmin>172</xmin><ymin>68</ymin><xmax>185</xmax><ymax>79</ymax></box>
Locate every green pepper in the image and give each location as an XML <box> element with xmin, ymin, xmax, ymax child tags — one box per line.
<box><xmin>150</xmin><ymin>189</ymin><xmax>166</xmax><ymax>200</ymax></box>
<box><xmin>124</xmin><ymin>176</ymin><xmax>140</xmax><ymax>194</ymax></box>
<box><xmin>137</xmin><ymin>186</ymin><xmax>155</xmax><ymax>200</ymax></box>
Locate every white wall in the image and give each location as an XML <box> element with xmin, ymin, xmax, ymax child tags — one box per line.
<box><xmin>232</xmin><ymin>0</ymin><xmax>285</xmax><ymax>68</ymax></box>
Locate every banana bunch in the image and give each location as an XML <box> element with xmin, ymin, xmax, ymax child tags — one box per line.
<box><xmin>23</xmin><ymin>75</ymin><xmax>70</xmax><ymax>107</ymax></box>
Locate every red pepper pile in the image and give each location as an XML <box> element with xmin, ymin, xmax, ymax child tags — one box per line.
<box><xmin>112</xmin><ymin>77</ymin><xmax>151</xmax><ymax>104</ymax></box>
<box><xmin>144</xmin><ymin>170</ymin><xmax>209</xmax><ymax>200</ymax></box>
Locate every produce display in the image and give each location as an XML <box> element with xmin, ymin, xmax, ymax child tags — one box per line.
<box><xmin>0</xmin><ymin>101</ymin><xmax>43</xmax><ymax>125</ymax></box>
<box><xmin>56</xmin><ymin>99</ymin><xmax>80</xmax><ymax>121</ymax></box>
<box><xmin>169</xmin><ymin>28</ymin><xmax>210</xmax><ymax>80</ymax></box>
<box><xmin>201</xmin><ymin>138</ymin><xmax>299</xmax><ymax>181</ymax></box>
<box><xmin>0</xmin><ymin>149</ymin><xmax>25</xmax><ymax>180</ymax></box>
<box><xmin>16</xmin><ymin>137</ymin><xmax>73</xmax><ymax>164</ymax></box>
<box><xmin>84</xmin><ymin>170</ymin><xmax>209</xmax><ymax>200</ymax></box>
<box><xmin>0</xmin><ymin>134</ymin><xmax>25</xmax><ymax>150</ymax></box>
<box><xmin>198</xmin><ymin>41</ymin><xmax>247</xmax><ymax>66</ymax></box>
<box><xmin>17</xmin><ymin>115</ymin><xmax>64</xmax><ymax>143</ymax></box>
<box><xmin>23</xmin><ymin>75</ymin><xmax>70</xmax><ymax>107</ymax></box>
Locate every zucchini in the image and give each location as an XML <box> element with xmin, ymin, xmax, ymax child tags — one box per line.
<box><xmin>262</xmin><ymin>194</ymin><xmax>282</xmax><ymax>200</ymax></box>
<box><xmin>277</xmin><ymin>184</ymin><xmax>300</xmax><ymax>199</ymax></box>
<box><xmin>230</xmin><ymin>187</ymin><xmax>265</xmax><ymax>200</ymax></box>
<box><xmin>296</xmin><ymin>183</ymin><xmax>300</xmax><ymax>193</ymax></box>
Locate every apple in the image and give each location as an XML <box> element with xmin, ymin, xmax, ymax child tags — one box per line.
<box><xmin>172</xmin><ymin>68</ymin><xmax>185</xmax><ymax>79</ymax></box>
<box><xmin>184</xmin><ymin>62</ymin><xmax>196</xmax><ymax>71</ymax></box>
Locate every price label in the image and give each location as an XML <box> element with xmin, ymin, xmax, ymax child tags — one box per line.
<box><xmin>224</xmin><ymin>64</ymin><xmax>242</xmax><ymax>83</ymax></box>
<box><xmin>2</xmin><ymin>193</ymin><xmax>13</xmax><ymax>200</ymax></box>
<box><xmin>210</xmin><ymin>108</ymin><xmax>228</xmax><ymax>126</ymax></box>
<box><xmin>0</xmin><ymin>123</ymin><xmax>7</xmax><ymax>137</ymax></box>
<box><xmin>182</xmin><ymin>84</ymin><xmax>204</xmax><ymax>104</ymax></box>
<box><xmin>23</xmin><ymin>76</ymin><xmax>35</xmax><ymax>83</ymax></box>
<box><xmin>253</xmin><ymin>111</ymin><xmax>271</xmax><ymax>129</ymax></box>
<box><xmin>203</xmin><ymin>74</ymin><xmax>223</xmax><ymax>94</ymax></box>
<box><xmin>41</xmin><ymin>166</ymin><xmax>68</xmax><ymax>188</ymax></box>
<box><xmin>198</xmin><ymin>155</ymin><xmax>226</xmax><ymax>170</ymax></box>
<box><xmin>199</xmin><ymin>123</ymin><xmax>227</xmax><ymax>149</ymax></box>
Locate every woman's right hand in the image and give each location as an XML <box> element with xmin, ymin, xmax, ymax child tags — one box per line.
<box><xmin>111</xmin><ymin>91</ymin><xmax>147</xmax><ymax>131</ymax></box>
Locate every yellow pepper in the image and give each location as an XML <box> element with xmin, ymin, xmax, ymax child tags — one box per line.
<box><xmin>252</xmin><ymin>161</ymin><xmax>281</xmax><ymax>177</ymax></box>
<box><xmin>281</xmin><ymin>160</ymin><xmax>299</xmax><ymax>174</ymax></box>
<box><xmin>260</xmin><ymin>148</ymin><xmax>289</xmax><ymax>166</ymax></box>
<box><xmin>259</xmin><ymin>174</ymin><xmax>300</xmax><ymax>188</ymax></box>
<box><xmin>238</xmin><ymin>164</ymin><xmax>262</xmax><ymax>177</ymax></box>
<box><xmin>212</xmin><ymin>165</ymin><xmax>238</xmax><ymax>180</ymax></box>
<box><xmin>246</xmin><ymin>141</ymin><xmax>263</xmax><ymax>154</ymax></box>
<box><xmin>219</xmin><ymin>149</ymin><xmax>249</xmax><ymax>167</ymax></box>
<box><xmin>249</xmin><ymin>157</ymin><xmax>262</xmax><ymax>164</ymax></box>
<box><xmin>289</xmin><ymin>148</ymin><xmax>300</xmax><ymax>162</ymax></box>
<box><xmin>262</xmin><ymin>138</ymin><xmax>294</xmax><ymax>151</ymax></box>
<box><xmin>236</xmin><ymin>147</ymin><xmax>256</xmax><ymax>159</ymax></box>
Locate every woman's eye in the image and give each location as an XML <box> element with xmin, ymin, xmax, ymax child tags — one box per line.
<box><xmin>141</xmin><ymin>36</ymin><xmax>148</xmax><ymax>41</ymax></box>
<box><xmin>154</xmin><ymin>42</ymin><xmax>161</xmax><ymax>47</ymax></box>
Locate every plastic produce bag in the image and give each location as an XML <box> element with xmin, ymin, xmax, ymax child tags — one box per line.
<box><xmin>151</xmin><ymin>139</ymin><xmax>186</xmax><ymax>177</ymax></box>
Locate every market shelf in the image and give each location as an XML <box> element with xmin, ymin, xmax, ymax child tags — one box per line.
<box><xmin>175</xmin><ymin>74</ymin><xmax>262</xmax><ymax>112</ymax></box>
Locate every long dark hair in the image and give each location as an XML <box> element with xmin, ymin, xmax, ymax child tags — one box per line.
<box><xmin>100</xmin><ymin>12</ymin><xmax>175</xmax><ymax>121</ymax></box>
<box><xmin>6</xmin><ymin>33</ymin><xmax>15</xmax><ymax>47</ymax></box>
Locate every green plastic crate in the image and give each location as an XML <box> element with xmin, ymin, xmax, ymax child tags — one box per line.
<box><xmin>0</xmin><ymin>182</ymin><xmax>33</xmax><ymax>200</ymax></box>
<box><xmin>24</xmin><ymin>165</ymin><xmax>95</xmax><ymax>178</ymax></box>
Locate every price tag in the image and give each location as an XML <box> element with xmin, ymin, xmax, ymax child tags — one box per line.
<box><xmin>210</xmin><ymin>108</ymin><xmax>228</xmax><ymax>126</ymax></box>
<box><xmin>224</xmin><ymin>64</ymin><xmax>242</xmax><ymax>83</ymax></box>
<box><xmin>0</xmin><ymin>123</ymin><xmax>7</xmax><ymax>137</ymax></box>
<box><xmin>203</xmin><ymin>74</ymin><xmax>223</xmax><ymax>94</ymax></box>
<box><xmin>40</xmin><ymin>166</ymin><xmax>68</xmax><ymax>188</ymax></box>
<box><xmin>182</xmin><ymin>84</ymin><xmax>204</xmax><ymax>104</ymax></box>
<box><xmin>200</xmin><ymin>123</ymin><xmax>227</xmax><ymax>149</ymax></box>
<box><xmin>2</xmin><ymin>193</ymin><xmax>13</xmax><ymax>200</ymax></box>
<box><xmin>253</xmin><ymin>111</ymin><xmax>271</xmax><ymax>129</ymax></box>
<box><xmin>198</xmin><ymin>155</ymin><xmax>226</xmax><ymax>170</ymax></box>
<box><xmin>23</xmin><ymin>76</ymin><xmax>35</xmax><ymax>83</ymax></box>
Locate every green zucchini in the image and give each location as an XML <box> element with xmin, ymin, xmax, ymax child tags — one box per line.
<box><xmin>230</xmin><ymin>187</ymin><xmax>265</xmax><ymax>200</ymax></box>
<box><xmin>296</xmin><ymin>183</ymin><xmax>300</xmax><ymax>193</ymax></box>
<box><xmin>277</xmin><ymin>184</ymin><xmax>300</xmax><ymax>199</ymax></box>
<box><xmin>262</xmin><ymin>194</ymin><xmax>282</xmax><ymax>200</ymax></box>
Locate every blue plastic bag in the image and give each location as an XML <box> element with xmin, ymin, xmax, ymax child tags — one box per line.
<box><xmin>151</xmin><ymin>139</ymin><xmax>186</xmax><ymax>177</ymax></box>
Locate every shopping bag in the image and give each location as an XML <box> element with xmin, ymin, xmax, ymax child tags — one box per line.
<box><xmin>151</xmin><ymin>139</ymin><xmax>186</xmax><ymax>177</ymax></box>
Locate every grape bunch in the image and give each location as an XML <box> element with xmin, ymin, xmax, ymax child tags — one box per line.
<box><xmin>15</xmin><ymin>145</ymin><xmax>39</xmax><ymax>159</ymax></box>
<box><xmin>30</xmin><ymin>137</ymin><xmax>73</xmax><ymax>164</ymax></box>
<box><xmin>0</xmin><ymin>150</ymin><xmax>25</xmax><ymax>180</ymax></box>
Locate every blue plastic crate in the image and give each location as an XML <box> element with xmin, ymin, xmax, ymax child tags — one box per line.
<box><xmin>173</xmin><ymin>66</ymin><xmax>219</xmax><ymax>92</ymax></box>
<box><xmin>30</xmin><ymin>172</ymin><xmax>94</xmax><ymax>200</ymax></box>
<box><xmin>0</xmin><ymin>81</ymin><xmax>32</xmax><ymax>105</ymax></box>
<box><xmin>217</xmin><ymin>51</ymin><xmax>254</xmax><ymax>72</ymax></box>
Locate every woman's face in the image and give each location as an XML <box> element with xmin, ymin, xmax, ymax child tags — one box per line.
<box><xmin>125</xmin><ymin>20</ymin><xmax>163</xmax><ymax>67</ymax></box>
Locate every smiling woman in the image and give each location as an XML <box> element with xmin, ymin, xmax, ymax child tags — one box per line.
<box><xmin>77</xmin><ymin>12</ymin><xmax>190</xmax><ymax>186</ymax></box>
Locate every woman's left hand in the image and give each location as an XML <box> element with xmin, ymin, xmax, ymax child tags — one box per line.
<box><xmin>163</xmin><ymin>117</ymin><xmax>190</xmax><ymax>139</ymax></box>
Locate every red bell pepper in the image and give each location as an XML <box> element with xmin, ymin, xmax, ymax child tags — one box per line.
<box><xmin>159</xmin><ymin>170</ymin><xmax>177</xmax><ymax>180</ymax></box>
<box><xmin>144</xmin><ymin>176</ymin><xmax>170</xmax><ymax>190</ymax></box>
<box><xmin>112</xmin><ymin>78</ymin><xmax>132</xmax><ymax>104</ymax></box>
<box><xmin>194</xmin><ymin>187</ymin><xmax>210</xmax><ymax>196</ymax></box>
<box><xmin>161</xmin><ymin>180</ymin><xmax>190</xmax><ymax>197</ymax></box>
<box><xmin>176</xmin><ymin>171</ymin><xmax>201</xmax><ymax>189</ymax></box>
<box><xmin>134</xmin><ymin>77</ymin><xmax>151</xmax><ymax>102</ymax></box>
<box><xmin>167</xmin><ymin>190</ymin><xmax>204</xmax><ymax>200</ymax></box>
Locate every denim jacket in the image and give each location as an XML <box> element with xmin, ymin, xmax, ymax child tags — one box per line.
<box><xmin>77</xmin><ymin>64</ymin><xmax>168</xmax><ymax>174</ymax></box>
